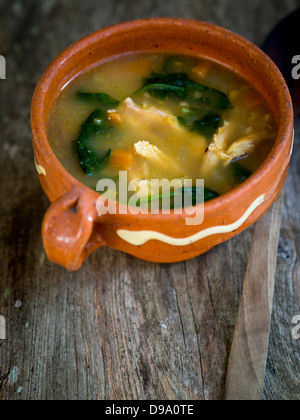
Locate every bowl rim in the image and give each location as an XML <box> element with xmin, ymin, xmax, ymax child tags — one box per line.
<box><xmin>31</xmin><ymin>17</ymin><xmax>294</xmax><ymax>220</ymax></box>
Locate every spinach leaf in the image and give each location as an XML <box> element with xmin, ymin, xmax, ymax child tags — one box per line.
<box><xmin>137</xmin><ymin>186</ymin><xmax>219</xmax><ymax>209</ymax></box>
<box><xmin>203</xmin><ymin>187</ymin><xmax>220</xmax><ymax>202</ymax></box>
<box><xmin>136</xmin><ymin>83</ymin><xmax>187</xmax><ymax>100</ymax></box>
<box><xmin>141</xmin><ymin>73</ymin><xmax>231</xmax><ymax>110</ymax></box>
<box><xmin>136</xmin><ymin>70</ymin><xmax>231</xmax><ymax>139</ymax></box>
<box><xmin>232</xmin><ymin>162</ymin><xmax>252</xmax><ymax>184</ymax></box>
<box><xmin>75</xmin><ymin>109</ymin><xmax>112</xmax><ymax>175</ymax></box>
<box><xmin>137</xmin><ymin>189</ymin><xmax>177</xmax><ymax>207</ymax></box>
<box><xmin>181</xmin><ymin>186</ymin><xmax>220</xmax><ymax>206</ymax></box>
<box><xmin>76</xmin><ymin>91</ymin><xmax>120</xmax><ymax>109</ymax></box>
<box><xmin>179</xmin><ymin>111</ymin><xmax>223</xmax><ymax>140</ymax></box>
<box><xmin>143</xmin><ymin>72</ymin><xmax>190</xmax><ymax>87</ymax></box>
<box><xmin>192</xmin><ymin>112</ymin><xmax>223</xmax><ymax>139</ymax></box>
<box><xmin>185</xmin><ymin>81</ymin><xmax>232</xmax><ymax>110</ymax></box>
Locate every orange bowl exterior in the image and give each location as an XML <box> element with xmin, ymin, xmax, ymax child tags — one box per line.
<box><xmin>31</xmin><ymin>18</ymin><xmax>294</xmax><ymax>271</ymax></box>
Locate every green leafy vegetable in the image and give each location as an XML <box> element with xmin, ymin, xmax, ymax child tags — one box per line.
<box><xmin>75</xmin><ymin>109</ymin><xmax>113</xmax><ymax>175</ymax></box>
<box><xmin>76</xmin><ymin>91</ymin><xmax>120</xmax><ymax>109</ymax></box>
<box><xmin>181</xmin><ymin>187</ymin><xmax>220</xmax><ymax>205</ymax></box>
<box><xmin>136</xmin><ymin>83</ymin><xmax>187</xmax><ymax>100</ymax></box>
<box><xmin>143</xmin><ymin>72</ymin><xmax>190</xmax><ymax>87</ymax></box>
<box><xmin>141</xmin><ymin>72</ymin><xmax>231</xmax><ymax>110</ymax></box>
<box><xmin>137</xmin><ymin>189</ymin><xmax>177</xmax><ymax>207</ymax></box>
<box><xmin>178</xmin><ymin>111</ymin><xmax>223</xmax><ymax>140</ymax></box>
<box><xmin>135</xmin><ymin>67</ymin><xmax>232</xmax><ymax>139</ymax></box>
<box><xmin>192</xmin><ymin>112</ymin><xmax>224</xmax><ymax>139</ymax></box>
<box><xmin>137</xmin><ymin>186</ymin><xmax>219</xmax><ymax>208</ymax></box>
<box><xmin>232</xmin><ymin>162</ymin><xmax>252</xmax><ymax>184</ymax></box>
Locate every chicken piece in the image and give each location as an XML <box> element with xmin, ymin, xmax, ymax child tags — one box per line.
<box><xmin>123</xmin><ymin>97</ymin><xmax>143</xmax><ymax>114</ymax></box>
<box><xmin>225</xmin><ymin>131</ymin><xmax>267</xmax><ymax>161</ymax></box>
<box><xmin>119</xmin><ymin>98</ymin><xmax>207</xmax><ymax>177</ymax></box>
<box><xmin>133</xmin><ymin>140</ymin><xmax>180</xmax><ymax>173</ymax></box>
<box><xmin>133</xmin><ymin>141</ymin><xmax>159</xmax><ymax>157</ymax></box>
<box><xmin>129</xmin><ymin>178</ymin><xmax>186</xmax><ymax>203</ymax></box>
<box><xmin>202</xmin><ymin>124</ymin><xmax>269</xmax><ymax>177</ymax></box>
<box><xmin>122</xmin><ymin>98</ymin><xmax>205</xmax><ymax>142</ymax></box>
<box><xmin>208</xmin><ymin>144</ymin><xmax>232</xmax><ymax>160</ymax></box>
<box><xmin>200</xmin><ymin>121</ymin><xmax>233</xmax><ymax>178</ymax></box>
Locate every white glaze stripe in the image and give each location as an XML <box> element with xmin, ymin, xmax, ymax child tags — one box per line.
<box><xmin>34</xmin><ymin>158</ymin><xmax>46</xmax><ymax>176</ymax></box>
<box><xmin>117</xmin><ymin>195</ymin><xmax>266</xmax><ymax>247</ymax></box>
<box><xmin>290</xmin><ymin>129</ymin><xmax>295</xmax><ymax>157</ymax></box>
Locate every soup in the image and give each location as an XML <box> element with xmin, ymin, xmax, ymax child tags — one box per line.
<box><xmin>47</xmin><ymin>53</ymin><xmax>277</xmax><ymax>208</ymax></box>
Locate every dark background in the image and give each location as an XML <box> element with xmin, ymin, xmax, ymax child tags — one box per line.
<box><xmin>0</xmin><ymin>0</ymin><xmax>299</xmax><ymax>400</ymax></box>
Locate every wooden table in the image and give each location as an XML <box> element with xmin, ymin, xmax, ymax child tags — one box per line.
<box><xmin>0</xmin><ymin>0</ymin><xmax>299</xmax><ymax>400</ymax></box>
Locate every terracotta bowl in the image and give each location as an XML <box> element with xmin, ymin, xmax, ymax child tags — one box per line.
<box><xmin>31</xmin><ymin>18</ymin><xmax>294</xmax><ymax>271</ymax></box>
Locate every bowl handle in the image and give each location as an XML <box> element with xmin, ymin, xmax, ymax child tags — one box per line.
<box><xmin>42</xmin><ymin>186</ymin><xmax>105</xmax><ymax>271</ymax></box>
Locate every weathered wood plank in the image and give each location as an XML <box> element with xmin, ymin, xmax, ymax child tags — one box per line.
<box><xmin>0</xmin><ymin>0</ymin><xmax>299</xmax><ymax>401</ymax></box>
<box><xmin>225</xmin><ymin>190</ymin><xmax>285</xmax><ymax>400</ymax></box>
<box><xmin>263</xmin><ymin>119</ymin><xmax>300</xmax><ymax>401</ymax></box>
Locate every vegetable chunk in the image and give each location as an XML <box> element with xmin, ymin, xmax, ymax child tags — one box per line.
<box><xmin>110</xmin><ymin>149</ymin><xmax>133</xmax><ymax>170</ymax></box>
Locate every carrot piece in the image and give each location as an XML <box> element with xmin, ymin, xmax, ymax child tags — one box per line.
<box><xmin>242</xmin><ymin>90</ymin><xmax>263</xmax><ymax>108</ymax></box>
<box><xmin>110</xmin><ymin>149</ymin><xmax>133</xmax><ymax>170</ymax></box>
<box><xmin>107</xmin><ymin>111</ymin><xmax>122</xmax><ymax>124</ymax></box>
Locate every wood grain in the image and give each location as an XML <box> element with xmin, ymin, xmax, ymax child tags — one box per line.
<box><xmin>225</xmin><ymin>190</ymin><xmax>285</xmax><ymax>400</ymax></box>
<box><xmin>0</xmin><ymin>0</ymin><xmax>299</xmax><ymax>401</ymax></box>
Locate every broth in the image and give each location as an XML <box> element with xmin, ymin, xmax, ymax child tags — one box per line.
<box><xmin>47</xmin><ymin>53</ymin><xmax>277</xmax><ymax>207</ymax></box>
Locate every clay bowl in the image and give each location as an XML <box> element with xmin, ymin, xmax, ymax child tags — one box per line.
<box><xmin>31</xmin><ymin>18</ymin><xmax>294</xmax><ymax>271</ymax></box>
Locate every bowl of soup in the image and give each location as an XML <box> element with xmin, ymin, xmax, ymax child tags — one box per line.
<box><xmin>31</xmin><ymin>18</ymin><xmax>294</xmax><ymax>271</ymax></box>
